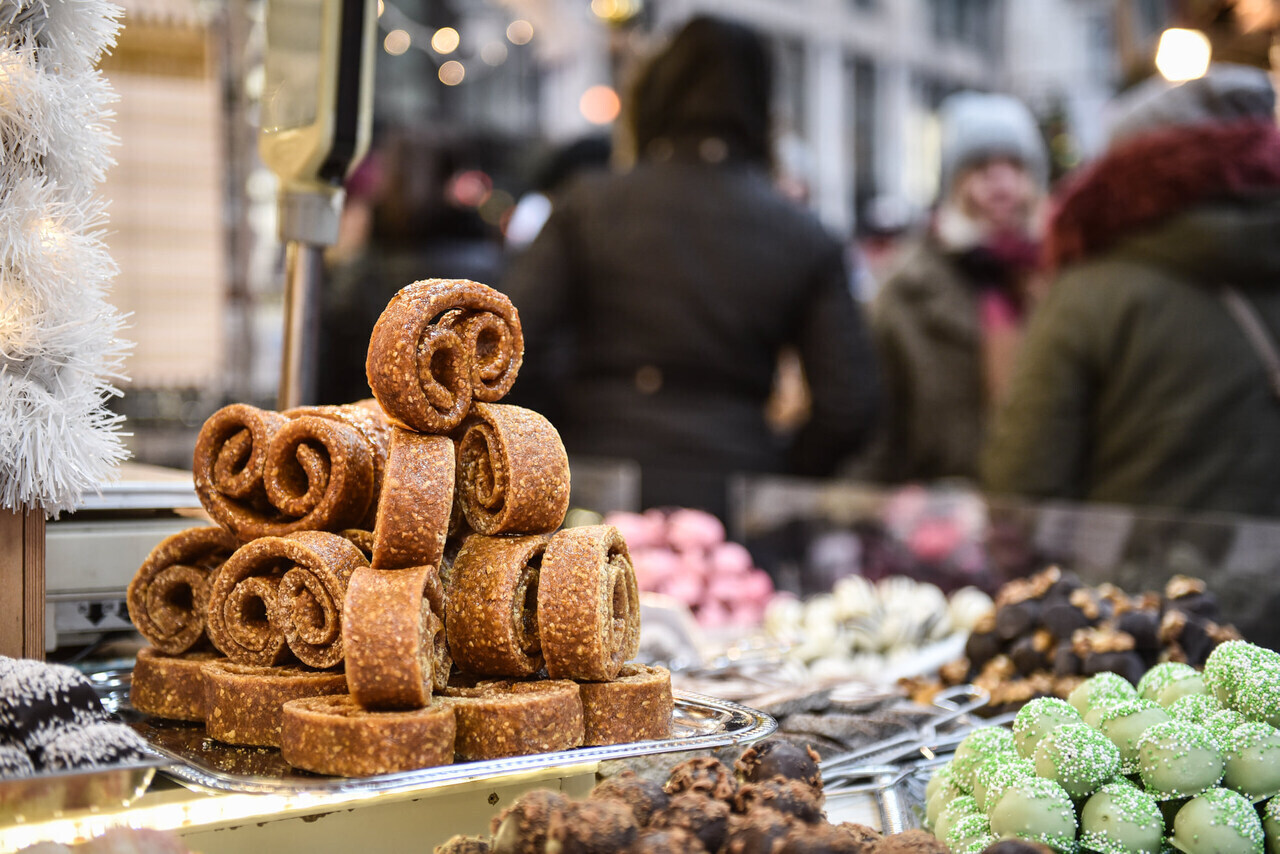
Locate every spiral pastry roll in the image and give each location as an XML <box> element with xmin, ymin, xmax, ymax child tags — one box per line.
<box><xmin>130</xmin><ymin>647</ymin><xmax>224</xmax><ymax>722</ymax></box>
<box><xmin>203</xmin><ymin>661</ymin><xmax>347</xmax><ymax>748</ymax></box>
<box><xmin>371</xmin><ymin>429</ymin><xmax>456</xmax><ymax>570</ymax></box>
<box><xmin>578</xmin><ymin>664</ymin><xmax>673</xmax><ymax>746</ymax></box>
<box><xmin>365</xmin><ymin>279</ymin><xmax>524</xmax><ymax>434</ymax></box>
<box><xmin>441</xmin><ymin>679</ymin><xmax>584</xmax><ymax>761</ymax></box>
<box><xmin>447</xmin><ymin>534</ymin><xmax>549</xmax><ymax>677</ymax></box>
<box><xmin>538</xmin><ymin>525</ymin><xmax>641</xmax><ymax>681</ymax></box>
<box><xmin>282</xmin><ymin>694</ymin><xmax>455</xmax><ymax>777</ymax></box>
<box><xmin>343</xmin><ymin>564</ymin><xmax>450</xmax><ymax>710</ymax></box>
<box><xmin>127</xmin><ymin>526</ymin><xmax>239</xmax><ymax>654</ymax></box>
<box><xmin>274</xmin><ymin>531</ymin><xmax>368</xmax><ymax>669</ymax></box>
<box><xmin>283</xmin><ymin>399</ymin><xmax>392</xmax><ymax>529</ymax></box>
<box><xmin>454</xmin><ymin>403</ymin><xmax>570</xmax><ymax>535</ymax></box>
<box><xmin>192</xmin><ymin>403</ymin><xmax>288</xmax><ymax>539</ymax></box>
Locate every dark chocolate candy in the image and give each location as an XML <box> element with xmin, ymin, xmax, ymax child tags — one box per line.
<box><xmin>735</xmin><ymin>739</ymin><xmax>822</xmax><ymax>791</ymax></box>
<box><xmin>545</xmin><ymin>799</ymin><xmax>638</xmax><ymax>854</ymax></box>
<box><xmin>734</xmin><ymin>779</ymin><xmax>825</xmax><ymax>823</ymax></box>
<box><xmin>491</xmin><ymin>789</ymin><xmax>570</xmax><ymax>854</ymax></box>
<box><xmin>995</xmin><ymin>601</ymin><xmax>1041</xmax><ymax>641</ymax></box>
<box><xmin>1040</xmin><ymin>602</ymin><xmax>1092</xmax><ymax>640</ymax></box>
<box><xmin>650</xmin><ymin>792</ymin><xmax>730</xmax><ymax>852</ymax></box>
<box><xmin>589</xmin><ymin>770</ymin><xmax>669</xmax><ymax>826</ymax></box>
<box><xmin>664</xmin><ymin>755</ymin><xmax>738</xmax><ymax>801</ymax></box>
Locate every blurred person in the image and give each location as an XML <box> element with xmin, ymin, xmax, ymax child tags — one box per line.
<box><xmin>500</xmin><ymin>15</ymin><xmax>880</xmax><ymax>521</ymax></box>
<box><xmin>315</xmin><ymin>129</ymin><xmax>505</xmax><ymax>405</ymax></box>
<box><xmin>984</xmin><ymin>64</ymin><xmax>1280</xmax><ymax>516</ymax></box>
<box><xmin>855</xmin><ymin>92</ymin><xmax>1049</xmax><ymax>484</ymax></box>
<box><xmin>505</xmin><ymin>134</ymin><xmax>612</xmax><ymax>250</ymax></box>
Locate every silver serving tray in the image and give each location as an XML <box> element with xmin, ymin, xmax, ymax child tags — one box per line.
<box><xmin>0</xmin><ymin>757</ymin><xmax>167</xmax><ymax>823</ymax></box>
<box><xmin>92</xmin><ymin>671</ymin><xmax>776</xmax><ymax>796</ymax></box>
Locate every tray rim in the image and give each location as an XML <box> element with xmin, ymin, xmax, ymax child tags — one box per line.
<box><xmin>123</xmin><ymin>689</ymin><xmax>776</xmax><ymax>796</ymax></box>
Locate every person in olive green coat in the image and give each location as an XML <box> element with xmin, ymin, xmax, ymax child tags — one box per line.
<box><xmin>984</xmin><ymin>64</ymin><xmax>1280</xmax><ymax>517</ymax></box>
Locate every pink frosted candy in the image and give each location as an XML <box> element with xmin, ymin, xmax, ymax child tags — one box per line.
<box><xmin>674</xmin><ymin>547</ymin><xmax>711</xmax><ymax>581</ymax></box>
<box><xmin>604</xmin><ymin>511</ymin><xmax>665</xmax><ymax>550</ymax></box>
<box><xmin>696</xmin><ymin>600</ymin><xmax>732</xmax><ymax>628</ymax></box>
<box><xmin>729</xmin><ymin>602</ymin><xmax>764</xmax><ymax>626</ymax></box>
<box><xmin>909</xmin><ymin>518</ymin><xmax>963</xmax><ymax>562</ymax></box>
<box><xmin>665</xmin><ymin>508</ymin><xmax>725</xmax><ymax>551</ymax></box>
<box><xmin>739</xmin><ymin>569</ymin><xmax>774</xmax><ymax>601</ymax></box>
<box><xmin>659</xmin><ymin>573</ymin><xmax>705</xmax><ymax>607</ymax></box>
<box><xmin>706</xmin><ymin>574</ymin><xmax>744</xmax><ymax>604</ymax></box>
<box><xmin>710</xmin><ymin>541</ymin><xmax>753</xmax><ymax>576</ymax></box>
<box><xmin>630</xmin><ymin>547</ymin><xmax>680</xmax><ymax>590</ymax></box>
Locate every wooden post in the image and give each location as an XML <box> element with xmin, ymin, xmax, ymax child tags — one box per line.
<box><xmin>0</xmin><ymin>507</ymin><xmax>45</xmax><ymax>660</ymax></box>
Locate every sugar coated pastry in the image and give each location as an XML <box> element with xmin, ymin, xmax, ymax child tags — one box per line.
<box><xmin>343</xmin><ymin>563</ymin><xmax>450</xmax><ymax>709</ymax></box>
<box><xmin>1170</xmin><ymin>788</ymin><xmax>1265</xmax><ymax>854</ymax></box>
<box><xmin>988</xmin><ymin>776</ymin><xmax>1078</xmax><ymax>853</ymax></box>
<box><xmin>1168</xmin><ymin>693</ymin><xmax>1223</xmax><ymax>726</ymax></box>
<box><xmin>947</xmin><ymin>813</ymin><xmax>996</xmax><ymax>854</ymax></box>
<box><xmin>130</xmin><ymin>647</ymin><xmax>224</xmax><ymax>722</ymax></box>
<box><xmin>1033</xmin><ymin>721</ymin><xmax>1119</xmax><ymax>798</ymax></box>
<box><xmin>443</xmin><ymin>679</ymin><xmax>583</xmax><ymax>760</ymax></box>
<box><xmin>926</xmin><ymin>774</ymin><xmax>969</xmax><ymax>829</ymax></box>
<box><xmin>37</xmin><ymin>721</ymin><xmax>150</xmax><ymax>771</ymax></box>
<box><xmin>1096</xmin><ymin>698</ymin><xmax>1170</xmax><ymax>774</ymax></box>
<box><xmin>126</xmin><ymin>525</ymin><xmax>238</xmax><ymax>654</ymax></box>
<box><xmin>454</xmin><ymin>403</ymin><xmax>570</xmax><ymax>536</ymax></box>
<box><xmin>934</xmin><ymin>794</ymin><xmax>978</xmax><ymax>846</ymax></box>
<box><xmin>1068</xmin><ymin>671</ymin><xmax>1138</xmax><ymax>722</ymax></box>
<box><xmin>1234</xmin><ymin>666</ymin><xmax>1280</xmax><ymax>729</ymax></box>
<box><xmin>365</xmin><ymin>278</ymin><xmax>523</xmax><ymax>434</ymax></box>
<box><xmin>1079</xmin><ymin>782</ymin><xmax>1163</xmax><ymax>854</ymax></box>
<box><xmin>280</xmin><ymin>693</ymin><xmax>454</xmax><ymax>777</ymax></box>
<box><xmin>1137</xmin><ymin>661</ymin><xmax>1207</xmax><ymax>708</ymax></box>
<box><xmin>1204</xmin><ymin>641</ymin><xmax>1279</xmax><ymax>707</ymax></box>
<box><xmin>447</xmin><ymin>534</ymin><xmax>549</xmax><ymax>677</ymax></box>
<box><xmin>1136</xmin><ymin>719</ymin><xmax>1224</xmax><ymax>799</ymax></box>
<box><xmin>371</xmin><ymin>429</ymin><xmax>455</xmax><ymax>570</ymax></box>
<box><xmin>538</xmin><ymin>525</ymin><xmax>640</xmax><ymax>681</ymax></box>
<box><xmin>577</xmin><ymin>663</ymin><xmax>673</xmax><ymax>746</ymax></box>
<box><xmin>202</xmin><ymin>660</ymin><xmax>346</xmax><ymax>747</ymax></box>
<box><xmin>1220</xmin><ymin>721</ymin><xmax>1280</xmax><ymax>800</ymax></box>
<box><xmin>1013</xmin><ymin>697</ymin><xmax>1082</xmax><ymax>760</ymax></box>
<box><xmin>0</xmin><ymin>658</ymin><xmax>105</xmax><ymax>755</ymax></box>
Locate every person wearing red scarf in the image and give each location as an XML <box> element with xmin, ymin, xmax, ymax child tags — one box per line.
<box><xmin>984</xmin><ymin>64</ymin><xmax>1280</xmax><ymax>516</ymax></box>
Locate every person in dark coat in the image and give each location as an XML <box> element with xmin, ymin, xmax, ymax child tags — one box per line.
<box><xmin>500</xmin><ymin>15</ymin><xmax>879</xmax><ymax>520</ymax></box>
<box><xmin>983</xmin><ymin>64</ymin><xmax>1280</xmax><ymax>516</ymax></box>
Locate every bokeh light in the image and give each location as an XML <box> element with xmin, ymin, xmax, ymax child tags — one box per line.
<box><xmin>579</xmin><ymin>85</ymin><xmax>621</xmax><ymax>125</ymax></box>
<box><xmin>1155</xmin><ymin>28</ymin><xmax>1211</xmax><ymax>82</ymax></box>
<box><xmin>506</xmin><ymin>19</ymin><xmax>533</xmax><ymax>45</ymax></box>
<box><xmin>383</xmin><ymin>29</ymin><xmax>411</xmax><ymax>56</ymax></box>
<box><xmin>376</xmin><ymin>0</ymin><xmax>383</xmax><ymax>17</ymax></box>
<box><xmin>431</xmin><ymin>27</ymin><xmax>460</xmax><ymax>55</ymax></box>
<box><xmin>438</xmin><ymin>60</ymin><xmax>465</xmax><ymax>86</ymax></box>
<box><xmin>480</xmin><ymin>42</ymin><xmax>508</xmax><ymax>66</ymax></box>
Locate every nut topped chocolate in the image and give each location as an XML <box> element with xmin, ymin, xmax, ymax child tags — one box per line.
<box><xmin>735</xmin><ymin>738</ymin><xmax>823</xmax><ymax>791</ymax></box>
<box><xmin>665</xmin><ymin>755</ymin><xmax>738</xmax><ymax>801</ymax></box>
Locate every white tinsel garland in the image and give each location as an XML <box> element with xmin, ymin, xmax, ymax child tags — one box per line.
<box><xmin>0</xmin><ymin>0</ymin><xmax>130</xmax><ymax>517</ymax></box>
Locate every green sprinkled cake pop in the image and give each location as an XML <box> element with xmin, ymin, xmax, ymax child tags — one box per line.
<box><xmin>1079</xmin><ymin>781</ymin><xmax>1165</xmax><ymax>854</ymax></box>
<box><xmin>975</xmin><ymin>755</ymin><xmax>1037</xmax><ymax>813</ymax></box>
<box><xmin>925</xmin><ymin>762</ymin><xmax>955</xmax><ymax>804</ymax></box>
<box><xmin>934</xmin><ymin>794</ymin><xmax>979</xmax><ymax>845</ymax></box>
<box><xmin>1262</xmin><ymin>796</ymin><xmax>1279</xmax><ymax>854</ymax></box>
<box><xmin>926</xmin><ymin>776</ymin><xmax>970</xmax><ymax>830</ymax></box>
<box><xmin>1169</xmin><ymin>693</ymin><xmax>1224</xmax><ymax>726</ymax></box>
<box><xmin>1035</xmin><ymin>722</ymin><xmax>1121</xmax><ymax>799</ymax></box>
<box><xmin>1205</xmin><ymin>642</ymin><xmax>1278</xmax><ymax>707</ymax></box>
<box><xmin>1015</xmin><ymin>697</ymin><xmax>1084</xmax><ymax>761</ymax></box>
<box><xmin>1138</xmin><ymin>662</ymin><xmax>1206</xmax><ymax>707</ymax></box>
<box><xmin>1098</xmin><ymin>699</ymin><xmax>1172</xmax><ymax>774</ymax></box>
<box><xmin>989</xmin><ymin>776</ymin><xmax>1079</xmax><ymax>853</ymax></box>
<box><xmin>1136</xmin><ymin>720</ymin><xmax>1224</xmax><ymax>800</ymax></box>
<box><xmin>953</xmin><ymin>726</ymin><xmax>1018</xmax><ymax>788</ymax></box>
<box><xmin>1206</xmin><ymin>710</ymin><xmax>1253</xmax><ymax>748</ymax></box>
<box><xmin>1071</xmin><ymin>672</ymin><xmax>1140</xmax><ymax>719</ymax></box>
<box><xmin>948</xmin><ymin>811</ymin><xmax>997</xmax><ymax>854</ymax></box>
<box><xmin>1233</xmin><ymin>667</ymin><xmax>1280</xmax><ymax>729</ymax></box>
<box><xmin>1169</xmin><ymin>788</ymin><xmax>1265</xmax><ymax>854</ymax></box>
<box><xmin>1221</xmin><ymin>721</ymin><xmax>1280</xmax><ymax>801</ymax></box>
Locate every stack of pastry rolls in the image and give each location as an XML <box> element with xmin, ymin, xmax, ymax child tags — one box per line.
<box><xmin>125</xmin><ymin>279</ymin><xmax>673</xmax><ymax>778</ymax></box>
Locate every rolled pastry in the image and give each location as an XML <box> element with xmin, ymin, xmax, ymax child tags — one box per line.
<box><xmin>130</xmin><ymin>647</ymin><xmax>224</xmax><ymax>722</ymax></box>
<box><xmin>193</xmin><ymin>402</ymin><xmax>386</xmax><ymax>541</ymax></box>
<box><xmin>442</xmin><ymin>679</ymin><xmax>584</xmax><ymax>761</ymax></box>
<box><xmin>447</xmin><ymin>534</ymin><xmax>548</xmax><ymax>677</ymax></box>
<box><xmin>203</xmin><ymin>660</ymin><xmax>347</xmax><ymax>748</ymax></box>
<box><xmin>454</xmin><ymin>403</ymin><xmax>570</xmax><ymax>535</ymax></box>
<box><xmin>283</xmin><ymin>399</ymin><xmax>392</xmax><ymax>529</ymax></box>
<box><xmin>537</xmin><ymin>525</ymin><xmax>641</xmax><ymax>681</ymax></box>
<box><xmin>343</xmin><ymin>564</ymin><xmax>450</xmax><ymax>710</ymax></box>
<box><xmin>281</xmin><ymin>694</ymin><xmax>455</xmax><ymax>777</ymax></box>
<box><xmin>578</xmin><ymin>663</ymin><xmax>673</xmax><ymax>746</ymax></box>
<box><xmin>127</xmin><ymin>526</ymin><xmax>238</xmax><ymax>654</ymax></box>
<box><xmin>206</xmin><ymin>532</ymin><xmax>367</xmax><ymax>667</ymax></box>
<box><xmin>365</xmin><ymin>279</ymin><xmax>523</xmax><ymax>434</ymax></box>
<box><xmin>370</xmin><ymin>429</ymin><xmax>455</xmax><ymax>570</ymax></box>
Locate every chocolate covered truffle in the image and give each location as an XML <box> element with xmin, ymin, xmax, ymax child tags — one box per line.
<box><xmin>1034</xmin><ymin>722</ymin><xmax>1120</xmax><ymax>799</ymax></box>
<box><xmin>733</xmin><ymin>779</ymin><xmax>825</xmax><ymax>823</ymax></box>
<box><xmin>1079</xmin><ymin>781</ymin><xmax>1164</xmax><ymax>854</ymax></box>
<box><xmin>988</xmin><ymin>776</ymin><xmax>1078</xmax><ymax>853</ymax></box>
<box><xmin>545</xmin><ymin>799</ymin><xmax>638</xmax><ymax>854</ymax></box>
<box><xmin>665</xmin><ymin>755</ymin><xmax>738</xmax><ymax>801</ymax></box>
<box><xmin>1169</xmin><ymin>788</ymin><xmax>1265</xmax><ymax>854</ymax></box>
<box><xmin>590</xmin><ymin>770</ymin><xmax>669</xmax><ymax>826</ymax></box>
<box><xmin>871</xmin><ymin>829</ymin><xmax>949</xmax><ymax>854</ymax></box>
<box><xmin>736</xmin><ymin>739</ymin><xmax>823</xmax><ymax>791</ymax></box>
<box><xmin>1014</xmin><ymin>698</ymin><xmax>1083</xmax><ymax>761</ymax></box>
<box><xmin>435</xmin><ymin>837</ymin><xmax>492</xmax><ymax>854</ymax></box>
<box><xmin>650</xmin><ymin>792</ymin><xmax>730</xmax><ymax>852</ymax></box>
<box><xmin>1097</xmin><ymin>699</ymin><xmax>1171</xmax><ymax>774</ymax></box>
<box><xmin>1220</xmin><ymin>721</ymin><xmax>1280</xmax><ymax>801</ymax></box>
<box><xmin>628</xmin><ymin>826</ymin><xmax>708</xmax><ymax>854</ymax></box>
<box><xmin>1136</xmin><ymin>720</ymin><xmax>1224</xmax><ymax>800</ymax></box>
<box><xmin>491</xmin><ymin>789</ymin><xmax>571</xmax><ymax>854</ymax></box>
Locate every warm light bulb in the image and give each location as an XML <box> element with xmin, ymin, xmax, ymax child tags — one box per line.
<box><xmin>1155</xmin><ymin>28</ymin><xmax>1211</xmax><ymax>82</ymax></box>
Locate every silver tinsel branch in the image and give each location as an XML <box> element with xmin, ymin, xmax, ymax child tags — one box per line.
<box><xmin>0</xmin><ymin>0</ymin><xmax>131</xmax><ymax>517</ymax></box>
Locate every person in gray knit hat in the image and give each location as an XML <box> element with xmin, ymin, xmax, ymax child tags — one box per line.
<box><xmin>853</xmin><ymin>91</ymin><xmax>1048</xmax><ymax>484</ymax></box>
<box><xmin>985</xmin><ymin>63</ymin><xmax>1280</xmax><ymax>518</ymax></box>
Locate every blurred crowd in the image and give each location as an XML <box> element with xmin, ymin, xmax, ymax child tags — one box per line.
<box><xmin>318</xmin><ymin>13</ymin><xmax>1280</xmax><ymax>526</ymax></box>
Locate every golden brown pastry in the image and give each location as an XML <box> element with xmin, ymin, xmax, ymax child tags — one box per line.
<box><xmin>126</xmin><ymin>526</ymin><xmax>239</xmax><ymax>654</ymax></box>
<box><xmin>370</xmin><ymin>429</ymin><xmax>455</xmax><ymax>570</ymax></box>
<box><xmin>274</xmin><ymin>531</ymin><xmax>369</xmax><ymax>669</ymax></box>
<box><xmin>281</xmin><ymin>694</ymin><xmax>455</xmax><ymax>777</ymax></box>
<box><xmin>203</xmin><ymin>660</ymin><xmax>347</xmax><ymax>747</ymax></box>
<box><xmin>283</xmin><ymin>399</ymin><xmax>392</xmax><ymax>529</ymax></box>
<box><xmin>537</xmin><ymin>525</ymin><xmax>641</xmax><ymax>681</ymax></box>
<box><xmin>578</xmin><ymin>663</ymin><xmax>674</xmax><ymax>746</ymax></box>
<box><xmin>365</xmin><ymin>279</ymin><xmax>523</xmax><ymax>434</ymax></box>
<box><xmin>343</xmin><ymin>564</ymin><xmax>450</xmax><ymax>709</ymax></box>
<box><xmin>454</xmin><ymin>403</ymin><xmax>570</xmax><ymax>535</ymax></box>
<box><xmin>130</xmin><ymin>647</ymin><xmax>224</xmax><ymax>722</ymax></box>
<box><xmin>441</xmin><ymin>679</ymin><xmax>584</xmax><ymax>761</ymax></box>
<box><xmin>446</xmin><ymin>534</ymin><xmax>548</xmax><ymax>677</ymax></box>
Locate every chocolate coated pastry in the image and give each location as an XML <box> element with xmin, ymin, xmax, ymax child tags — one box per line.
<box><xmin>964</xmin><ymin>630</ymin><xmax>1002</xmax><ymax>671</ymax></box>
<box><xmin>869</xmin><ymin>829</ymin><xmax>949</xmax><ymax>854</ymax></box>
<box><xmin>1040</xmin><ymin>602</ymin><xmax>1091</xmax><ymax>640</ymax></box>
<box><xmin>736</xmin><ymin>739</ymin><xmax>823</xmax><ymax>791</ymax></box>
<box><xmin>723</xmin><ymin>808</ymin><xmax>794</xmax><ymax>854</ymax></box>
<box><xmin>545</xmin><ymin>799</ymin><xmax>638</xmax><ymax>854</ymax></box>
<box><xmin>1009</xmin><ymin>633</ymin><xmax>1051</xmax><ymax>676</ymax></box>
<box><xmin>126</xmin><ymin>526</ymin><xmax>238</xmax><ymax>654</ymax></box>
<box><xmin>1052</xmin><ymin>641</ymin><xmax>1081</xmax><ymax>677</ymax></box>
<box><xmin>0</xmin><ymin>658</ymin><xmax>106</xmax><ymax>755</ymax></box>
<box><xmin>664</xmin><ymin>755</ymin><xmax>738</xmax><ymax>800</ymax></box>
<box><xmin>0</xmin><ymin>743</ymin><xmax>33</xmax><ymax>779</ymax></box>
<box><xmin>589</xmin><ymin>770</ymin><xmax>669</xmax><ymax>825</ymax></box>
<box><xmin>777</xmin><ymin>822</ymin><xmax>864</xmax><ymax>853</ymax></box>
<box><xmin>733</xmin><ymin>779</ymin><xmax>825</xmax><ymax>823</ymax></box>
<box><xmin>626</xmin><ymin>827</ymin><xmax>707</xmax><ymax>854</ymax></box>
<box><xmin>491</xmin><ymin>789</ymin><xmax>570</xmax><ymax>854</ymax></box>
<box><xmin>995</xmin><ymin>600</ymin><xmax>1041</xmax><ymax>641</ymax></box>
<box><xmin>650</xmin><ymin>792</ymin><xmax>730</xmax><ymax>852</ymax></box>
<box><xmin>435</xmin><ymin>837</ymin><xmax>491</xmax><ymax>854</ymax></box>
<box><xmin>37</xmin><ymin>721</ymin><xmax>150</xmax><ymax>771</ymax></box>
